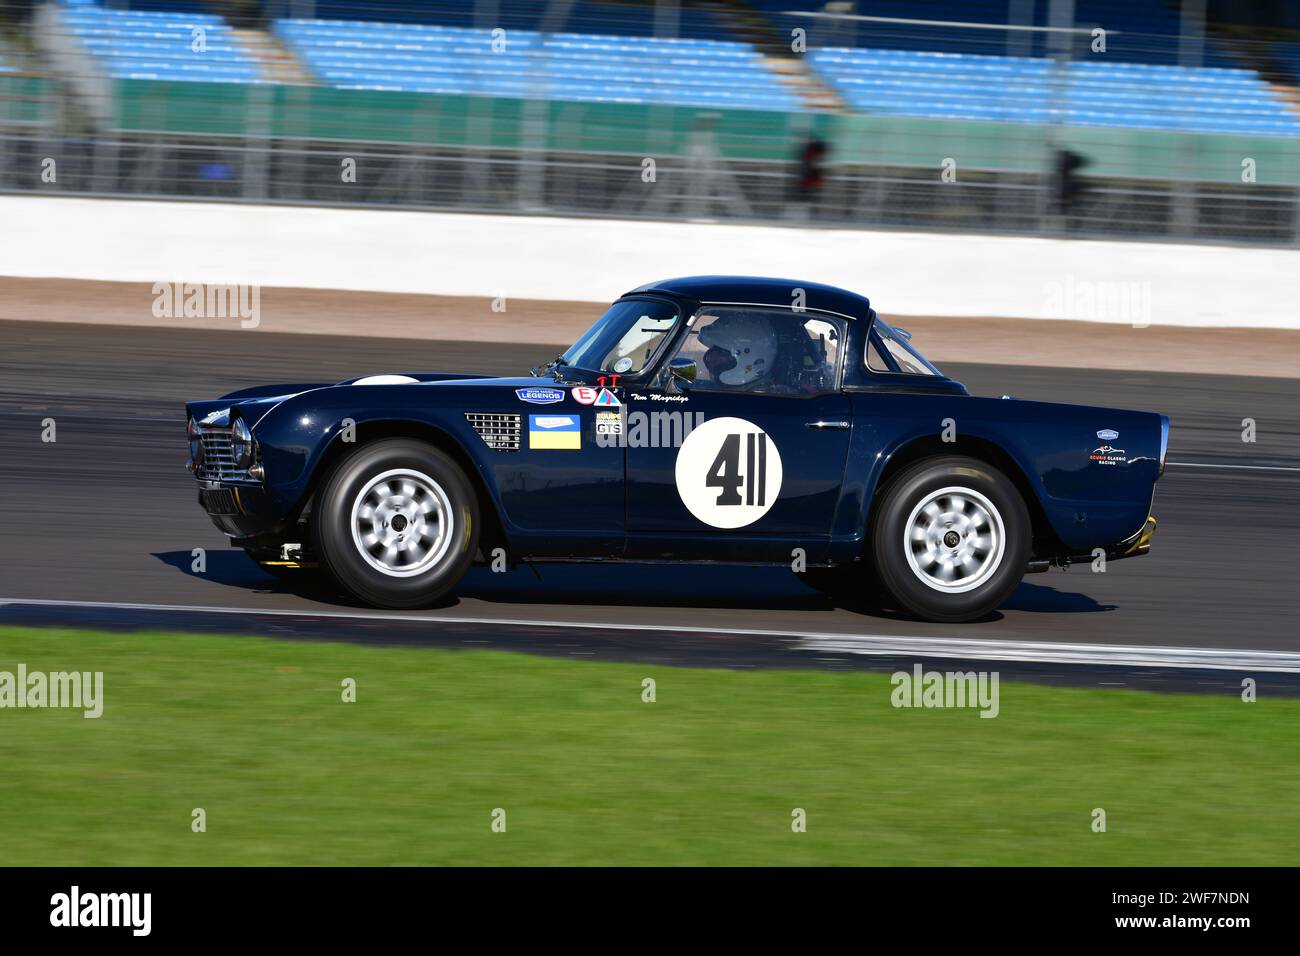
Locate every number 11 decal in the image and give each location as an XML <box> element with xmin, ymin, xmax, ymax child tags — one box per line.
<box><xmin>677</xmin><ymin>417</ymin><xmax>784</xmax><ymax>529</ymax></box>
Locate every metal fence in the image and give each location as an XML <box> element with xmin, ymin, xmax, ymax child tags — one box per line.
<box><xmin>2</xmin><ymin>2</ymin><xmax>1299</xmax><ymax>245</ymax></box>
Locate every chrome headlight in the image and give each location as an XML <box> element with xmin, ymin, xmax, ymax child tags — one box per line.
<box><xmin>230</xmin><ymin>417</ymin><xmax>254</xmax><ymax>468</ymax></box>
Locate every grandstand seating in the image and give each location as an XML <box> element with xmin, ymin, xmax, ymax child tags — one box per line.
<box><xmin>298</xmin><ymin>1</ymin><xmax>734</xmax><ymax>41</ymax></box>
<box><xmin>749</xmin><ymin>0</ymin><xmax>1236</xmax><ymax>66</ymax></box>
<box><xmin>45</xmin><ymin>0</ymin><xmax>1300</xmax><ymax>135</ymax></box>
<box><xmin>811</xmin><ymin>47</ymin><xmax>1299</xmax><ymax>134</ymax></box>
<box><xmin>53</xmin><ymin>1</ymin><xmax>261</xmax><ymax>83</ymax></box>
<box><xmin>1276</xmin><ymin>43</ymin><xmax>1300</xmax><ymax>85</ymax></box>
<box><xmin>273</xmin><ymin>19</ymin><xmax>798</xmax><ymax>110</ymax></box>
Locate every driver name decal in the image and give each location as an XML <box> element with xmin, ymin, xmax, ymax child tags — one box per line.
<box><xmin>674</xmin><ymin>416</ymin><xmax>783</xmax><ymax>528</ymax></box>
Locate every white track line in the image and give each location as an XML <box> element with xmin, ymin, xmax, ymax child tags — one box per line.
<box><xmin>1166</xmin><ymin>461</ymin><xmax>1300</xmax><ymax>473</ymax></box>
<box><xmin>2</xmin><ymin>597</ymin><xmax>1297</xmax><ymax>673</ymax></box>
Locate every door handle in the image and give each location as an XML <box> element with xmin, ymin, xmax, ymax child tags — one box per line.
<box><xmin>805</xmin><ymin>420</ymin><xmax>850</xmax><ymax>430</ymax></box>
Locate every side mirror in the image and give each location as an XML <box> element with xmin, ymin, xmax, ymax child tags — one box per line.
<box><xmin>668</xmin><ymin>357</ymin><xmax>697</xmax><ymax>387</ymax></box>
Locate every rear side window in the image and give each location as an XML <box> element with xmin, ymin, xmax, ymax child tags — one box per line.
<box><xmin>867</xmin><ymin>321</ymin><xmax>942</xmax><ymax>377</ymax></box>
<box><xmin>866</xmin><ymin>335</ymin><xmax>891</xmax><ymax>372</ymax></box>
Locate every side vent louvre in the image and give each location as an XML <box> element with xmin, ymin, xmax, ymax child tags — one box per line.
<box><xmin>465</xmin><ymin>412</ymin><xmax>521</xmax><ymax>452</ymax></box>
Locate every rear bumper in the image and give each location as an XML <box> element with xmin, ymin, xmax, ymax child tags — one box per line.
<box><xmin>1116</xmin><ymin>514</ymin><xmax>1157</xmax><ymax>558</ymax></box>
<box><xmin>1026</xmin><ymin>514</ymin><xmax>1156</xmax><ymax>572</ymax></box>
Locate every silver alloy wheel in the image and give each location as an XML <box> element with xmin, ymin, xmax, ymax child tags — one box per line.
<box><xmin>903</xmin><ymin>485</ymin><xmax>1006</xmax><ymax>594</ymax></box>
<box><xmin>349</xmin><ymin>468</ymin><xmax>454</xmax><ymax>578</ymax></box>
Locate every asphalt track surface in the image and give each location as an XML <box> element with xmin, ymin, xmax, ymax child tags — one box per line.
<box><xmin>2</xmin><ymin>320</ymin><xmax>1298</xmax><ymax>691</ymax></box>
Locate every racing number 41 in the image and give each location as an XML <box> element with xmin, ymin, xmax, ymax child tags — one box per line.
<box><xmin>706</xmin><ymin>432</ymin><xmax>768</xmax><ymax>506</ymax></box>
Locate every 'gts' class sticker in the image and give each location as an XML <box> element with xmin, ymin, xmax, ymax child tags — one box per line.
<box><xmin>674</xmin><ymin>416</ymin><xmax>783</xmax><ymax>529</ymax></box>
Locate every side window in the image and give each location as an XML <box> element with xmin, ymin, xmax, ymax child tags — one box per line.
<box><xmin>601</xmin><ymin>310</ymin><xmax>678</xmax><ymax>374</ymax></box>
<box><xmin>670</xmin><ymin>308</ymin><xmax>844</xmax><ymax>396</ymax></box>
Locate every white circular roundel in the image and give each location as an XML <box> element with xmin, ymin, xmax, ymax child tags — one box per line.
<box><xmin>674</xmin><ymin>416</ymin><xmax>783</xmax><ymax>529</ymax></box>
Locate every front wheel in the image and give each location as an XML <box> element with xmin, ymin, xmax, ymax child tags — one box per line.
<box><xmin>314</xmin><ymin>439</ymin><xmax>480</xmax><ymax>609</ymax></box>
<box><xmin>871</xmin><ymin>456</ymin><xmax>1029</xmax><ymax>622</ymax></box>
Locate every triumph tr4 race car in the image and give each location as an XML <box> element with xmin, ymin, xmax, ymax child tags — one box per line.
<box><xmin>185</xmin><ymin>276</ymin><xmax>1167</xmax><ymax>623</ymax></box>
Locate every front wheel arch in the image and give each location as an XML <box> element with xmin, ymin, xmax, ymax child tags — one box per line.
<box><xmin>313</xmin><ymin>437</ymin><xmax>481</xmax><ymax>607</ymax></box>
<box><xmin>301</xmin><ymin>419</ymin><xmax>509</xmax><ymax>559</ymax></box>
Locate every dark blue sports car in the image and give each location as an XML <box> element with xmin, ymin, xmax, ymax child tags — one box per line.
<box><xmin>185</xmin><ymin>276</ymin><xmax>1166</xmax><ymax>622</ymax></box>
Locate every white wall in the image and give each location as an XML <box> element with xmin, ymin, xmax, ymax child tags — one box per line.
<box><xmin>2</xmin><ymin>195</ymin><xmax>1298</xmax><ymax>329</ymax></box>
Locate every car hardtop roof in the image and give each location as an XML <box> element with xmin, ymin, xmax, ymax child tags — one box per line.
<box><xmin>623</xmin><ymin>276</ymin><xmax>872</xmax><ymax>319</ymax></box>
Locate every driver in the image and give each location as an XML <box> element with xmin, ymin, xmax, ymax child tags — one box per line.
<box><xmin>698</xmin><ymin>312</ymin><xmax>781</xmax><ymax>389</ymax></box>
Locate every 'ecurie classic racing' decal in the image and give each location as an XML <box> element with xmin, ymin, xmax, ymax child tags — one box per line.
<box><xmin>674</xmin><ymin>416</ymin><xmax>783</xmax><ymax>529</ymax></box>
<box><xmin>1089</xmin><ymin>444</ymin><xmax>1127</xmax><ymax>466</ymax></box>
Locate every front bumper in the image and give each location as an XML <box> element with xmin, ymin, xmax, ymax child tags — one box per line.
<box><xmin>195</xmin><ymin>478</ymin><xmax>279</xmax><ymax>538</ymax></box>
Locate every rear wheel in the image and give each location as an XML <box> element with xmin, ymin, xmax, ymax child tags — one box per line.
<box><xmin>871</xmin><ymin>456</ymin><xmax>1029</xmax><ymax>622</ymax></box>
<box><xmin>314</xmin><ymin>439</ymin><xmax>479</xmax><ymax>609</ymax></box>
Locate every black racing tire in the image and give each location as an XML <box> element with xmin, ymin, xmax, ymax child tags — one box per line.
<box><xmin>870</xmin><ymin>456</ymin><xmax>1029</xmax><ymax>623</ymax></box>
<box><xmin>313</xmin><ymin>439</ymin><xmax>480</xmax><ymax>609</ymax></box>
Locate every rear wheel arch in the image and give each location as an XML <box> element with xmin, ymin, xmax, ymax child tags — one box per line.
<box><xmin>870</xmin><ymin>434</ymin><xmax>1064</xmax><ymax>559</ymax></box>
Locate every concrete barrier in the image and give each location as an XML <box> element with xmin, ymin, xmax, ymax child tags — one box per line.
<box><xmin>2</xmin><ymin>195</ymin><xmax>1298</xmax><ymax>329</ymax></box>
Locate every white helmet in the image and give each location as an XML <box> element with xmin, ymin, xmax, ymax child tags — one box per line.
<box><xmin>698</xmin><ymin>313</ymin><xmax>778</xmax><ymax>387</ymax></box>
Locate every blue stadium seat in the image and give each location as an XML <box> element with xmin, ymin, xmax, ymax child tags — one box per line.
<box><xmin>54</xmin><ymin>1</ymin><xmax>262</xmax><ymax>83</ymax></box>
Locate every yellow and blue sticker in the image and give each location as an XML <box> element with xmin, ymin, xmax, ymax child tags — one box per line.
<box><xmin>529</xmin><ymin>414</ymin><xmax>581</xmax><ymax>450</ymax></box>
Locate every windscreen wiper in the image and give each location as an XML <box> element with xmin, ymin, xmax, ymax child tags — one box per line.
<box><xmin>530</xmin><ymin>354</ymin><xmax>568</xmax><ymax>377</ymax></box>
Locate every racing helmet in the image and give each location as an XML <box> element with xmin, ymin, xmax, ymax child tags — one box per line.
<box><xmin>698</xmin><ymin>313</ymin><xmax>778</xmax><ymax>387</ymax></box>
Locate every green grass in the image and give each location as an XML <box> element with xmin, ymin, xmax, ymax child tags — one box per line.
<box><xmin>0</xmin><ymin>625</ymin><xmax>1297</xmax><ymax>865</ymax></box>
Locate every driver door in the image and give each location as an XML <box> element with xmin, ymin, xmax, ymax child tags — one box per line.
<box><xmin>623</xmin><ymin>307</ymin><xmax>853</xmax><ymax>563</ymax></box>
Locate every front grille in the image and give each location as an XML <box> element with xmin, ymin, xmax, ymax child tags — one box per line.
<box><xmin>466</xmin><ymin>412</ymin><xmax>521</xmax><ymax>451</ymax></box>
<box><xmin>194</xmin><ymin>426</ymin><xmax>255</xmax><ymax>480</ymax></box>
